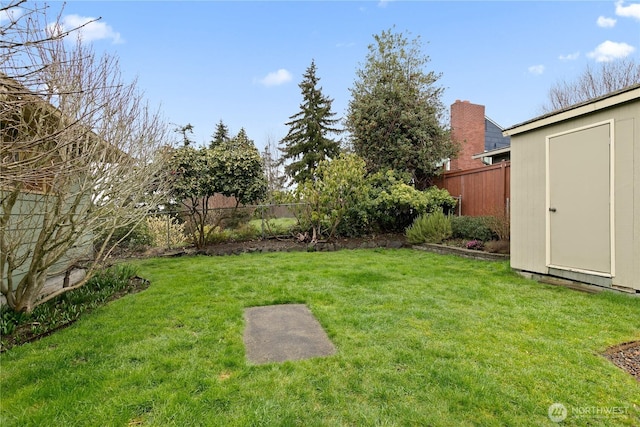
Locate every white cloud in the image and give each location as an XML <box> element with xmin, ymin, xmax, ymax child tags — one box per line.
<box><xmin>49</xmin><ymin>14</ymin><xmax>123</xmax><ymax>44</ymax></box>
<box><xmin>559</xmin><ymin>52</ymin><xmax>580</xmax><ymax>61</ymax></box>
<box><xmin>378</xmin><ymin>0</ymin><xmax>395</xmax><ymax>7</ymax></box>
<box><xmin>528</xmin><ymin>64</ymin><xmax>545</xmax><ymax>75</ymax></box>
<box><xmin>615</xmin><ymin>0</ymin><xmax>640</xmax><ymax>20</ymax></box>
<box><xmin>587</xmin><ymin>40</ymin><xmax>635</xmax><ymax>61</ymax></box>
<box><xmin>0</xmin><ymin>7</ymin><xmax>23</xmax><ymax>24</ymax></box>
<box><xmin>257</xmin><ymin>69</ymin><xmax>292</xmax><ymax>87</ymax></box>
<box><xmin>596</xmin><ymin>16</ymin><xmax>617</xmax><ymax>27</ymax></box>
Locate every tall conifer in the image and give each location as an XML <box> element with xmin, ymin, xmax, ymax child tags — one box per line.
<box><xmin>279</xmin><ymin>60</ymin><xmax>342</xmax><ymax>184</ymax></box>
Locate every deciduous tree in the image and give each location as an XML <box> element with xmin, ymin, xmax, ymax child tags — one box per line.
<box><xmin>167</xmin><ymin>128</ymin><xmax>266</xmax><ymax>247</ymax></box>
<box><xmin>295</xmin><ymin>153</ymin><xmax>368</xmax><ymax>241</ymax></box>
<box><xmin>262</xmin><ymin>135</ymin><xmax>287</xmax><ymax>198</ymax></box>
<box><xmin>542</xmin><ymin>58</ymin><xmax>640</xmax><ymax>112</ymax></box>
<box><xmin>1</xmin><ymin>2</ymin><xmax>173</xmax><ymax>312</ymax></box>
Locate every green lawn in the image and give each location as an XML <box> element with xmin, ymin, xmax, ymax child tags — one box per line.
<box><xmin>1</xmin><ymin>249</ymin><xmax>639</xmax><ymax>426</ymax></box>
<box><xmin>249</xmin><ymin>217</ymin><xmax>298</xmax><ymax>236</ymax></box>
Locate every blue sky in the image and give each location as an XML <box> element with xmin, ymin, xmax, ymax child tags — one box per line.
<box><xmin>22</xmin><ymin>1</ymin><xmax>640</xmax><ymax>149</ymax></box>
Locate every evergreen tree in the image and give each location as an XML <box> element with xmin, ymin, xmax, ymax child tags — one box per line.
<box><xmin>176</xmin><ymin>123</ymin><xmax>194</xmax><ymax>147</ymax></box>
<box><xmin>210</xmin><ymin>119</ymin><xmax>230</xmax><ymax>149</ymax></box>
<box><xmin>346</xmin><ymin>29</ymin><xmax>457</xmax><ymax>189</ymax></box>
<box><xmin>279</xmin><ymin>60</ymin><xmax>342</xmax><ymax>184</ymax></box>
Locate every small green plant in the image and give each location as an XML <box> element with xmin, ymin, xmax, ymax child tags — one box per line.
<box><xmin>451</xmin><ymin>216</ymin><xmax>495</xmax><ymax>241</ymax></box>
<box><xmin>405</xmin><ymin>210</ymin><xmax>452</xmax><ymax>244</ymax></box>
<box><xmin>230</xmin><ymin>223</ymin><xmax>260</xmax><ymax>241</ymax></box>
<box><xmin>203</xmin><ymin>226</ymin><xmax>232</xmax><ymax>244</ymax></box>
<box><xmin>1</xmin><ymin>264</ymin><xmax>140</xmax><ymax>351</ymax></box>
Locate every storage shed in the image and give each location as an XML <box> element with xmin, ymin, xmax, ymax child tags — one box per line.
<box><xmin>504</xmin><ymin>84</ymin><xmax>640</xmax><ymax>293</ymax></box>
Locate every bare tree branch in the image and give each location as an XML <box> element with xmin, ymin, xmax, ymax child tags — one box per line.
<box><xmin>1</xmin><ymin>2</ymin><xmax>175</xmax><ymax>312</ymax></box>
<box><xmin>542</xmin><ymin>58</ymin><xmax>640</xmax><ymax>113</ymax></box>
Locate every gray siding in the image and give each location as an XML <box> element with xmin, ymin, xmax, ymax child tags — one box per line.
<box><xmin>1</xmin><ymin>190</ymin><xmax>93</xmax><ymax>292</ymax></box>
<box><xmin>485</xmin><ymin>119</ymin><xmax>510</xmax><ymax>151</ymax></box>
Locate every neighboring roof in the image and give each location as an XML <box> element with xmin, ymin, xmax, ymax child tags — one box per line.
<box><xmin>472</xmin><ymin>145</ymin><xmax>510</xmax><ymax>160</ymax></box>
<box><xmin>485</xmin><ymin>116</ymin><xmax>510</xmax><ymax>151</ymax></box>
<box><xmin>504</xmin><ymin>83</ymin><xmax>640</xmax><ymax>136</ymax></box>
<box><xmin>1</xmin><ymin>73</ymin><xmax>125</xmax><ymax>160</ymax></box>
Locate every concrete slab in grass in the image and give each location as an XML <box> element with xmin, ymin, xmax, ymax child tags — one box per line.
<box><xmin>243</xmin><ymin>304</ymin><xmax>336</xmax><ymax>364</ymax></box>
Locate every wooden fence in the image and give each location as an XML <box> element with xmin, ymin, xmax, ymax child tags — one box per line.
<box><xmin>433</xmin><ymin>161</ymin><xmax>510</xmax><ymax>217</ymax></box>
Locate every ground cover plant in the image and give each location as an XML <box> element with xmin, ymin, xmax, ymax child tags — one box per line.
<box><xmin>1</xmin><ymin>250</ymin><xmax>639</xmax><ymax>426</ymax></box>
<box><xmin>0</xmin><ymin>265</ymin><xmax>142</xmax><ymax>351</ymax></box>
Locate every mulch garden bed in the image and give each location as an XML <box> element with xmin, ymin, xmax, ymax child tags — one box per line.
<box><xmin>136</xmin><ymin>233</ymin><xmax>409</xmax><ymax>258</ymax></box>
<box><xmin>603</xmin><ymin>341</ymin><xmax>640</xmax><ymax>382</ymax></box>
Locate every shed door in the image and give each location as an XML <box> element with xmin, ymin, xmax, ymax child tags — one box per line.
<box><xmin>548</xmin><ymin>122</ymin><xmax>612</xmax><ymax>275</ymax></box>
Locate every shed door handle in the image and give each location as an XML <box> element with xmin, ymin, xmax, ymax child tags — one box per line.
<box><xmin>549</xmin><ymin>207</ymin><xmax>557</xmax><ymax>212</ymax></box>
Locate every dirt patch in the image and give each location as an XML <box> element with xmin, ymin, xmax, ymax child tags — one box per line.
<box><xmin>603</xmin><ymin>341</ymin><xmax>640</xmax><ymax>382</ymax></box>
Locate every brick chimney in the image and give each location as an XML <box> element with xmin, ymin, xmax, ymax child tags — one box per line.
<box><xmin>450</xmin><ymin>100</ymin><xmax>486</xmax><ymax>170</ymax></box>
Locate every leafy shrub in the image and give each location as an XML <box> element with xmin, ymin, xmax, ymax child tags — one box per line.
<box><xmin>483</xmin><ymin>211</ymin><xmax>510</xmax><ymax>241</ymax></box>
<box><xmin>423</xmin><ymin>186</ymin><xmax>458</xmax><ymax>215</ymax></box>
<box><xmin>97</xmin><ymin>221</ymin><xmax>153</xmax><ymax>250</ymax></box>
<box><xmin>202</xmin><ymin>226</ymin><xmax>232</xmax><ymax>244</ymax></box>
<box><xmin>405</xmin><ymin>210</ymin><xmax>452</xmax><ymax>244</ymax></box>
<box><xmin>230</xmin><ymin>223</ymin><xmax>260</xmax><ymax>241</ymax></box>
<box><xmin>145</xmin><ymin>216</ymin><xmax>187</xmax><ymax>248</ymax></box>
<box><xmin>295</xmin><ymin>153</ymin><xmax>370</xmax><ymax>240</ymax></box>
<box><xmin>451</xmin><ymin>216</ymin><xmax>495</xmax><ymax>241</ymax></box>
<box><xmin>224</xmin><ymin>207</ymin><xmax>254</xmax><ymax>229</ymax></box>
<box><xmin>369</xmin><ymin>170</ymin><xmax>457</xmax><ymax>232</ymax></box>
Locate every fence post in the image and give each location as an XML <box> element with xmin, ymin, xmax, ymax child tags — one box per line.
<box><xmin>501</xmin><ymin>162</ymin><xmax>507</xmax><ymax>217</ymax></box>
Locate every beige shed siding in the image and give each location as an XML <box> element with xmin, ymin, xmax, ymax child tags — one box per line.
<box><xmin>635</xmin><ymin>112</ymin><xmax>640</xmax><ymax>290</ymax></box>
<box><xmin>613</xmin><ymin>116</ymin><xmax>635</xmax><ymax>290</ymax></box>
<box><xmin>510</xmin><ymin>131</ymin><xmax>546</xmax><ymax>273</ymax></box>
<box><xmin>509</xmin><ymin>90</ymin><xmax>639</xmax><ymax>291</ymax></box>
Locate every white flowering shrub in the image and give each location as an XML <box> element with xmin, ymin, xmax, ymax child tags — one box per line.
<box><xmin>145</xmin><ymin>216</ymin><xmax>187</xmax><ymax>248</ymax></box>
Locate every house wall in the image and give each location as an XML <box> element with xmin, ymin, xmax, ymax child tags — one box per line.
<box><xmin>510</xmin><ymin>100</ymin><xmax>639</xmax><ymax>291</ymax></box>
<box><xmin>1</xmin><ymin>189</ymin><xmax>94</xmax><ymax>300</ymax></box>
<box><xmin>485</xmin><ymin>119</ymin><xmax>511</xmax><ymax>151</ymax></box>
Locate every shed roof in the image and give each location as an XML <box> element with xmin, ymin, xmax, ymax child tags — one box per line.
<box><xmin>503</xmin><ymin>83</ymin><xmax>640</xmax><ymax>137</ymax></box>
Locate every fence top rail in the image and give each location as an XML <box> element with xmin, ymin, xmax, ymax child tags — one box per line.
<box><xmin>438</xmin><ymin>161</ymin><xmax>510</xmax><ymax>179</ymax></box>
